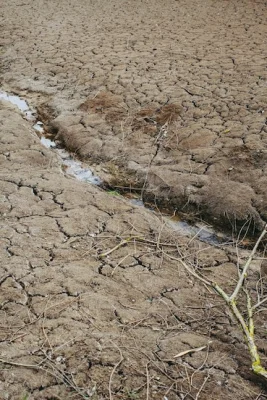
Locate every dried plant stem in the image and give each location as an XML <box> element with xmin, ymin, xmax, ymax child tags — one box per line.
<box><xmin>172</xmin><ymin>224</ymin><xmax>267</xmax><ymax>380</ymax></box>
<box><xmin>230</xmin><ymin>224</ymin><xmax>267</xmax><ymax>301</ymax></box>
<box><xmin>99</xmin><ymin>236</ymin><xmax>142</xmax><ymax>258</ymax></box>
<box><xmin>108</xmin><ymin>343</ymin><xmax>124</xmax><ymax>400</ymax></box>
<box><xmin>0</xmin><ymin>357</ymin><xmax>89</xmax><ymax>399</ymax></box>
<box><xmin>252</xmin><ymin>296</ymin><xmax>267</xmax><ymax>310</ymax></box>
<box><xmin>146</xmin><ymin>362</ymin><xmax>150</xmax><ymax>400</ymax></box>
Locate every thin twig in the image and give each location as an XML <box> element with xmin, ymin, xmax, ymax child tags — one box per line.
<box><xmin>99</xmin><ymin>236</ymin><xmax>142</xmax><ymax>258</ymax></box>
<box><xmin>0</xmin><ymin>358</ymin><xmax>45</xmax><ymax>369</ymax></box>
<box><xmin>195</xmin><ymin>376</ymin><xmax>209</xmax><ymax>400</ymax></box>
<box><xmin>252</xmin><ymin>296</ymin><xmax>267</xmax><ymax>311</ymax></box>
<box><xmin>111</xmin><ymin>254</ymin><xmax>131</xmax><ymax>276</ymax></box>
<box><xmin>108</xmin><ymin>343</ymin><xmax>124</xmax><ymax>400</ymax></box>
<box><xmin>0</xmin><ymin>357</ymin><xmax>88</xmax><ymax>399</ymax></box>
<box><xmin>230</xmin><ymin>223</ymin><xmax>267</xmax><ymax>301</ymax></box>
<box><xmin>173</xmin><ymin>345</ymin><xmax>208</xmax><ymax>359</ymax></box>
<box><xmin>146</xmin><ymin>362</ymin><xmax>150</xmax><ymax>400</ymax></box>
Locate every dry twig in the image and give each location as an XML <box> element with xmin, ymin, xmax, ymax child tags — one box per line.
<box><xmin>108</xmin><ymin>342</ymin><xmax>124</xmax><ymax>400</ymax></box>
<box><xmin>173</xmin><ymin>345</ymin><xmax>208</xmax><ymax>359</ymax></box>
<box><xmin>173</xmin><ymin>223</ymin><xmax>267</xmax><ymax>380</ymax></box>
<box><xmin>0</xmin><ymin>356</ymin><xmax>89</xmax><ymax>399</ymax></box>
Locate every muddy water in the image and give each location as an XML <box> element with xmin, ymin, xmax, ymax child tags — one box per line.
<box><xmin>0</xmin><ymin>90</ymin><xmax>102</xmax><ymax>186</ymax></box>
<box><xmin>0</xmin><ymin>90</ymin><xmax>229</xmax><ymax>245</ymax></box>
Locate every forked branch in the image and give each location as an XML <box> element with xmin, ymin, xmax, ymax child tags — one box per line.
<box><xmin>172</xmin><ymin>223</ymin><xmax>267</xmax><ymax>380</ymax></box>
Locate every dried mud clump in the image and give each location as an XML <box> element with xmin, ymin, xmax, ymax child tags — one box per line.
<box><xmin>195</xmin><ymin>178</ymin><xmax>264</xmax><ymax>229</ymax></box>
<box><xmin>79</xmin><ymin>92</ymin><xmax>122</xmax><ymax>112</ymax></box>
<box><xmin>155</xmin><ymin>103</ymin><xmax>183</xmax><ymax>125</ymax></box>
<box><xmin>79</xmin><ymin>92</ymin><xmax>127</xmax><ymax>123</ymax></box>
<box><xmin>131</xmin><ymin>103</ymin><xmax>183</xmax><ymax>134</ymax></box>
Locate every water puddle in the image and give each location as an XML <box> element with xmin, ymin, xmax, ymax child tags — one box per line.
<box><xmin>165</xmin><ymin>218</ymin><xmax>223</xmax><ymax>245</ymax></box>
<box><xmin>0</xmin><ymin>89</ymin><xmax>228</xmax><ymax>245</ymax></box>
<box><xmin>33</xmin><ymin>121</ymin><xmax>45</xmax><ymax>133</ymax></box>
<box><xmin>124</xmin><ymin>194</ymin><xmax>226</xmax><ymax>244</ymax></box>
<box><xmin>0</xmin><ymin>89</ymin><xmax>102</xmax><ymax>186</ymax></box>
<box><xmin>40</xmin><ymin>136</ymin><xmax>56</xmax><ymax>148</ymax></box>
<box><xmin>0</xmin><ymin>90</ymin><xmax>36</xmax><ymax>121</ymax></box>
<box><xmin>57</xmin><ymin>148</ymin><xmax>102</xmax><ymax>185</ymax></box>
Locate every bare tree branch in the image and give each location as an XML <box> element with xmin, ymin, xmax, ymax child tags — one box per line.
<box><xmin>230</xmin><ymin>223</ymin><xmax>267</xmax><ymax>301</ymax></box>
<box><xmin>174</xmin><ymin>223</ymin><xmax>267</xmax><ymax>381</ymax></box>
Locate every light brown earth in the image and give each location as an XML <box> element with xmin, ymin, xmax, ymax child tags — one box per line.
<box><xmin>1</xmin><ymin>1</ymin><xmax>267</xmax><ymax>399</ymax></box>
<box><xmin>2</xmin><ymin>0</ymin><xmax>267</xmax><ymax>231</ymax></box>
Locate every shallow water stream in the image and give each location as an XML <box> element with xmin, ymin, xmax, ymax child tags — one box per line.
<box><xmin>0</xmin><ymin>89</ymin><xmax>229</xmax><ymax>245</ymax></box>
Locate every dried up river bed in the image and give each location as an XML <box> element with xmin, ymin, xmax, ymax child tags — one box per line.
<box><xmin>1</xmin><ymin>0</ymin><xmax>267</xmax><ymax>399</ymax></box>
<box><xmin>1</xmin><ymin>89</ymin><xmax>227</xmax><ymax>246</ymax></box>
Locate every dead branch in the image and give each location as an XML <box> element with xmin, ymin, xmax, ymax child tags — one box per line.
<box><xmin>174</xmin><ymin>223</ymin><xmax>267</xmax><ymax>380</ymax></box>
<box><xmin>99</xmin><ymin>236</ymin><xmax>142</xmax><ymax>258</ymax></box>
<box><xmin>173</xmin><ymin>345</ymin><xmax>208</xmax><ymax>359</ymax></box>
<box><xmin>252</xmin><ymin>296</ymin><xmax>267</xmax><ymax>311</ymax></box>
<box><xmin>230</xmin><ymin>224</ymin><xmax>267</xmax><ymax>301</ymax></box>
<box><xmin>108</xmin><ymin>342</ymin><xmax>124</xmax><ymax>400</ymax></box>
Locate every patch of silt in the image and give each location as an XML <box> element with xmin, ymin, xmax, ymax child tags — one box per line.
<box><xmin>39</xmin><ymin>92</ymin><xmax>266</xmax><ymax>237</ymax></box>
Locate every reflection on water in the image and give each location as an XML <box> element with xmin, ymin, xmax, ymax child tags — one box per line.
<box><xmin>62</xmin><ymin>158</ymin><xmax>102</xmax><ymax>185</ymax></box>
<box><xmin>129</xmin><ymin>198</ymin><xmax>145</xmax><ymax>207</ymax></box>
<box><xmin>165</xmin><ymin>218</ymin><xmax>220</xmax><ymax>244</ymax></box>
<box><xmin>40</xmin><ymin>137</ymin><xmax>56</xmax><ymax>148</ymax></box>
<box><xmin>1</xmin><ymin>89</ymin><xmax>102</xmax><ymax>186</ymax></box>
<box><xmin>0</xmin><ymin>90</ymin><xmax>36</xmax><ymax>120</ymax></box>
<box><xmin>33</xmin><ymin>121</ymin><xmax>44</xmax><ymax>133</ymax></box>
<box><xmin>128</xmin><ymin>195</ymin><xmax>224</xmax><ymax>244</ymax></box>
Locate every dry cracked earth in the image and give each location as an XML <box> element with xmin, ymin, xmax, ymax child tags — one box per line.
<box><xmin>1</xmin><ymin>0</ymin><xmax>267</xmax><ymax>399</ymax></box>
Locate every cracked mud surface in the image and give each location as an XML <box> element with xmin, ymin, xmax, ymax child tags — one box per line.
<box><xmin>1</xmin><ymin>1</ymin><xmax>267</xmax><ymax>399</ymax></box>
<box><xmin>1</xmin><ymin>102</ymin><xmax>267</xmax><ymax>400</ymax></box>
<box><xmin>1</xmin><ymin>0</ymin><xmax>267</xmax><ymax>231</ymax></box>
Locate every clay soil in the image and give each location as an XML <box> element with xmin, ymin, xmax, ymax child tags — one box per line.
<box><xmin>1</xmin><ymin>1</ymin><xmax>267</xmax><ymax>399</ymax></box>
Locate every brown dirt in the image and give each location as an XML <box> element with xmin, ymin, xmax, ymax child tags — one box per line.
<box><xmin>2</xmin><ymin>0</ymin><xmax>266</xmax><ymax>231</ymax></box>
<box><xmin>1</xmin><ymin>1</ymin><xmax>267</xmax><ymax>399</ymax></box>
<box><xmin>1</xmin><ymin>101</ymin><xmax>267</xmax><ymax>400</ymax></box>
